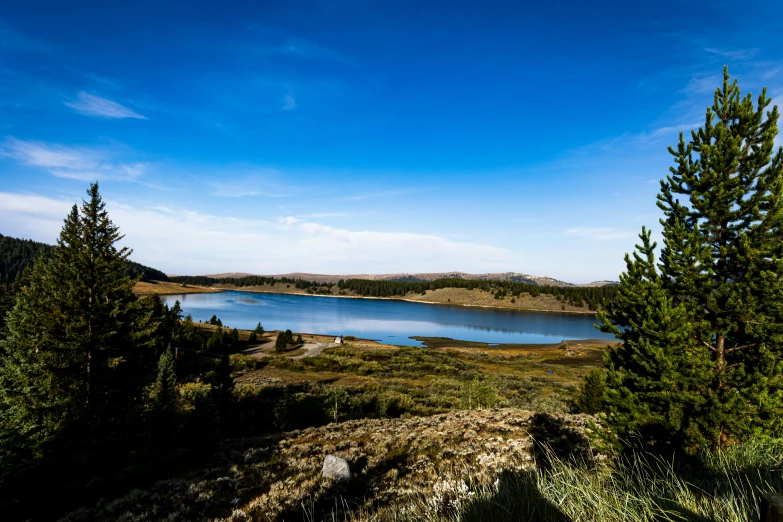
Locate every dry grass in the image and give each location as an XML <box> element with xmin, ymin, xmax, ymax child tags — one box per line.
<box><xmin>410</xmin><ymin>287</ymin><xmax>594</xmax><ymax>313</ymax></box>
<box><xmin>133</xmin><ymin>280</ymin><xmax>222</xmax><ymax>295</ymax></box>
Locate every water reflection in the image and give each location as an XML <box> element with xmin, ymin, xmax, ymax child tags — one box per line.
<box><xmin>161</xmin><ymin>291</ymin><xmax>614</xmax><ymax>346</ymax></box>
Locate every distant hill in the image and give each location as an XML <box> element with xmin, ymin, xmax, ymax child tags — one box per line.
<box><xmin>0</xmin><ymin>233</ymin><xmax>169</xmax><ymax>283</ymax></box>
<box><xmin>244</xmin><ymin>271</ymin><xmax>617</xmax><ymax>287</ymax></box>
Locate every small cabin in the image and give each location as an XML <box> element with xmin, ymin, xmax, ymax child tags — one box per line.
<box><xmin>334</xmin><ymin>336</ymin><xmax>343</xmax><ymax>344</ymax></box>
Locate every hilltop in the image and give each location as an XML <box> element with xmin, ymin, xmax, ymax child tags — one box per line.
<box><xmin>200</xmin><ymin>271</ymin><xmax>617</xmax><ymax>287</ymax></box>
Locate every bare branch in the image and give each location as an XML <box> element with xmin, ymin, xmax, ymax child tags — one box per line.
<box><xmin>726</xmin><ymin>342</ymin><xmax>760</xmax><ymax>353</ymax></box>
<box><xmin>694</xmin><ymin>337</ymin><xmax>718</xmax><ymax>352</ymax></box>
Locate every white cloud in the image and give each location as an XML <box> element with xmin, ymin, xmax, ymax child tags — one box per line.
<box><xmin>294</xmin><ymin>212</ymin><xmax>349</xmax><ymax>219</ymax></box>
<box><xmin>282</xmin><ymin>93</ymin><xmax>296</xmax><ymax>111</ymax></box>
<box><xmin>0</xmin><ymin>192</ymin><xmax>511</xmax><ymax>275</ymax></box>
<box><xmin>280</xmin><ymin>38</ymin><xmax>354</xmax><ymax>65</ymax></box>
<box><xmin>704</xmin><ymin>48</ymin><xmax>758</xmax><ymax>60</ymax></box>
<box><xmin>1</xmin><ymin>137</ymin><xmax>147</xmax><ymax>181</ymax></box>
<box><xmin>646</xmin><ymin>122</ymin><xmax>701</xmax><ymax>140</ymax></box>
<box><xmin>209</xmin><ymin>171</ymin><xmax>293</xmax><ymax>198</ymax></box>
<box><xmin>344</xmin><ymin>188</ymin><xmax>421</xmax><ymax>201</ymax></box>
<box><xmin>64</xmin><ymin>92</ymin><xmax>147</xmax><ymax>119</ymax></box>
<box><xmin>566</xmin><ymin>227</ymin><xmax>636</xmax><ymax>241</ymax></box>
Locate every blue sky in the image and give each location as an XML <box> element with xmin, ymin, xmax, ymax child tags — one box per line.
<box><xmin>1</xmin><ymin>1</ymin><xmax>782</xmax><ymax>282</ymax></box>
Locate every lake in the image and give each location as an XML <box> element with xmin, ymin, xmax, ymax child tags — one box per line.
<box><xmin>160</xmin><ymin>291</ymin><xmax>615</xmax><ymax>346</ymax></box>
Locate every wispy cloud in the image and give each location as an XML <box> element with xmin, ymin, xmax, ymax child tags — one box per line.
<box><xmin>293</xmin><ymin>212</ymin><xmax>350</xmax><ymax>219</ymax></box>
<box><xmin>566</xmin><ymin>227</ymin><xmax>636</xmax><ymax>241</ymax></box>
<box><xmin>1</xmin><ymin>137</ymin><xmax>147</xmax><ymax>181</ymax></box>
<box><xmin>646</xmin><ymin>122</ymin><xmax>702</xmax><ymax>140</ymax></box>
<box><xmin>282</xmin><ymin>92</ymin><xmax>296</xmax><ymax>111</ymax></box>
<box><xmin>704</xmin><ymin>48</ymin><xmax>758</xmax><ymax>60</ymax></box>
<box><xmin>242</xmin><ymin>27</ymin><xmax>355</xmax><ymax>66</ymax></box>
<box><xmin>277</xmin><ymin>37</ymin><xmax>354</xmax><ymax>66</ymax></box>
<box><xmin>64</xmin><ymin>92</ymin><xmax>147</xmax><ymax>119</ymax></box>
<box><xmin>209</xmin><ymin>171</ymin><xmax>295</xmax><ymax>198</ymax></box>
<box><xmin>0</xmin><ymin>192</ymin><xmax>511</xmax><ymax>275</ymax></box>
<box><xmin>343</xmin><ymin>188</ymin><xmax>422</xmax><ymax>201</ymax></box>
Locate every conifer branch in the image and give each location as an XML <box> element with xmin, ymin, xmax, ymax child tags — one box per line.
<box><xmin>725</xmin><ymin>342</ymin><xmax>760</xmax><ymax>353</ymax></box>
<box><xmin>694</xmin><ymin>337</ymin><xmax>718</xmax><ymax>352</ymax></box>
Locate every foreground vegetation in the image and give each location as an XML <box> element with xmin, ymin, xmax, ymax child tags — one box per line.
<box><xmin>58</xmin><ymin>409</ymin><xmax>783</xmax><ymax>522</ymax></box>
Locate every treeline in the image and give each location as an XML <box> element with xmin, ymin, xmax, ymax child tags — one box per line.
<box><xmin>170</xmin><ymin>274</ymin><xmax>300</xmax><ymax>287</ymax></box>
<box><xmin>0</xmin><ymin>232</ymin><xmax>168</xmax><ymax>283</ymax></box>
<box><xmin>169</xmin><ymin>274</ymin><xmax>618</xmax><ymax>310</ymax></box>
<box><xmin>336</xmin><ymin>278</ymin><xmax>617</xmax><ymax>309</ymax></box>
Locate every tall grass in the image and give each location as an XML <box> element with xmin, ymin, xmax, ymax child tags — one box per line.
<box><xmin>316</xmin><ymin>438</ymin><xmax>783</xmax><ymax>522</ymax></box>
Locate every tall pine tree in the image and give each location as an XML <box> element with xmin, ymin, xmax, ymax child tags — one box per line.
<box><xmin>599</xmin><ymin>67</ymin><xmax>783</xmax><ymax>450</ymax></box>
<box><xmin>0</xmin><ymin>183</ymin><xmax>140</xmax><ymax>480</ymax></box>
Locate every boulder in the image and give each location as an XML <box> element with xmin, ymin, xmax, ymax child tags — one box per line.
<box><xmin>322</xmin><ymin>455</ymin><xmax>351</xmax><ymax>483</ymax></box>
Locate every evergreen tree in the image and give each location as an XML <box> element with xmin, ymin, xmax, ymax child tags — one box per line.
<box><xmin>284</xmin><ymin>329</ymin><xmax>294</xmax><ymax>345</ymax></box>
<box><xmin>206</xmin><ymin>326</ymin><xmax>224</xmax><ymax>353</ymax></box>
<box><xmin>0</xmin><ymin>183</ymin><xmax>142</xmax><ymax>484</ymax></box>
<box><xmin>254</xmin><ymin>322</ymin><xmax>264</xmax><ymax>334</ymax></box>
<box><xmin>248</xmin><ymin>331</ymin><xmax>258</xmax><ymax>343</ymax></box>
<box><xmin>151</xmin><ymin>347</ymin><xmax>177</xmax><ymax>411</ymax></box>
<box><xmin>275</xmin><ymin>331</ymin><xmax>287</xmax><ymax>353</ymax></box>
<box><xmin>230</xmin><ymin>327</ymin><xmax>239</xmax><ymax>345</ymax></box>
<box><xmin>296</xmin><ymin>333</ymin><xmax>303</xmax><ymax>345</ymax></box>
<box><xmin>599</xmin><ymin>68</ymin><xmax>783</xmax><ymax>450</ymax></box>
<box><xmin>212</xmin><ymin>350</ymin><xmax>235</xmax><ymax>433</ymax></box>
<box><xmin>575</xmin><ymin>368</ymin><xmax>606</xmax><ymax>415</ymax></box>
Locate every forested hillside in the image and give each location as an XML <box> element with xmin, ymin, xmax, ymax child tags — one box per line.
<box><xmin>169</xmin><ymin>274</ymin><xmax>618</xmax><ymax>310</ymax></box>
<box><xmin>0</xmin><ymin>233</ymin><xmax>168</xmax><ymax>283</ymax></box>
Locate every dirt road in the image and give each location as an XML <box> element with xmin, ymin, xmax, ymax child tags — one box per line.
<box><xmin>243</xmin><ymin>341</ymin><xmax>336</xmax><ymax>359</ymax></box>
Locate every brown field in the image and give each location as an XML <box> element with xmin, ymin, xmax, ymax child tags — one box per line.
<box><xmin>133</xmin><ymin>280</ymin><xmax>222</xmax><ymax>296</ymax></box>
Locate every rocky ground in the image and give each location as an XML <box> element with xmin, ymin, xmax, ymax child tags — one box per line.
<box><xmin>61</xmin><ymin>409</ymin><xmax>598</xmax><ymax>522</ymax></box>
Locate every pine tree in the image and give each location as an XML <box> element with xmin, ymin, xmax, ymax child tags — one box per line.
<box><xmin>599</xmin><ymin>68</ymin><xmax>783</xmax><ymax>450</ymax></box>
<box><xmin>151</xmin><ymin>347</ymin><xmax>177</xmax><ymax>411</ymax></box>
<box><xmin>0</xmin><ymin>183</ymin><xmax>141</xmax><ymax>481</ymax></box>
<box><xmin>248</xmin><ymin>331</ymin><xmax>258</xmax><ymax>343</ymax></box>
<box><xmin>575</xmin><ymin>368</ymin><xmax>606</xmax><ymax>415</ymax></box>
<box><xmin>255</xmin><ymin>322</ymin><xmax>264</xmax><ymax>334</ymax></box>
<box><xmin>275</xmin><ymin>331</ymin><xmax>287</xmax><ymax>353</ymax></box>
<box><xmin>212</xmin><ymin>350</ymin><xmax>235</xmax><ymax>433</ymax></box>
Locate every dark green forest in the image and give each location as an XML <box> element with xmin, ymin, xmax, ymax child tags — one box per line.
<box><xmin>169</xmin><ymin>274</ymin><xmax>618</xmax><ymax>310</ymax></box>
<box><xmin>0</xmin><ymin>232</ymin><xmax>169</xmax><ymax>283</ymax></box>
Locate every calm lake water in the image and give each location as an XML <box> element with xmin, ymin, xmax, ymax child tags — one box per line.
<box><xmin>160</xmin><ymin>291</ymin><xmax>615</xmax><ymax>346</ymax></box>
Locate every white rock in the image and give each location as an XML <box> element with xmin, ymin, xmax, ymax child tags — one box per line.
<box><xmin>322</xmin><ymin>454</ymin><xmax>351</xmax><ymax>483</ymax></box>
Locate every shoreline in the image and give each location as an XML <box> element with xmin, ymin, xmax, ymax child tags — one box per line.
<box><xmin>159</xmin><ymin>283</ymin><xmax>602</xmax><ymax>316</ymax></box>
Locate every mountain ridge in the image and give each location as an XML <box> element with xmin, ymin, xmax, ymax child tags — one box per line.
<box><xmin>193</xmin><ymin>271</ymin><xmax>617</xmax><ymax>287</ymax></box>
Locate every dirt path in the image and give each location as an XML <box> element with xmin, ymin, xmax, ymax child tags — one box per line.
<box><xmin>242</xmin><ymin>341</ymin><xmax>336</xmax><ymax>359</ymax></box>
